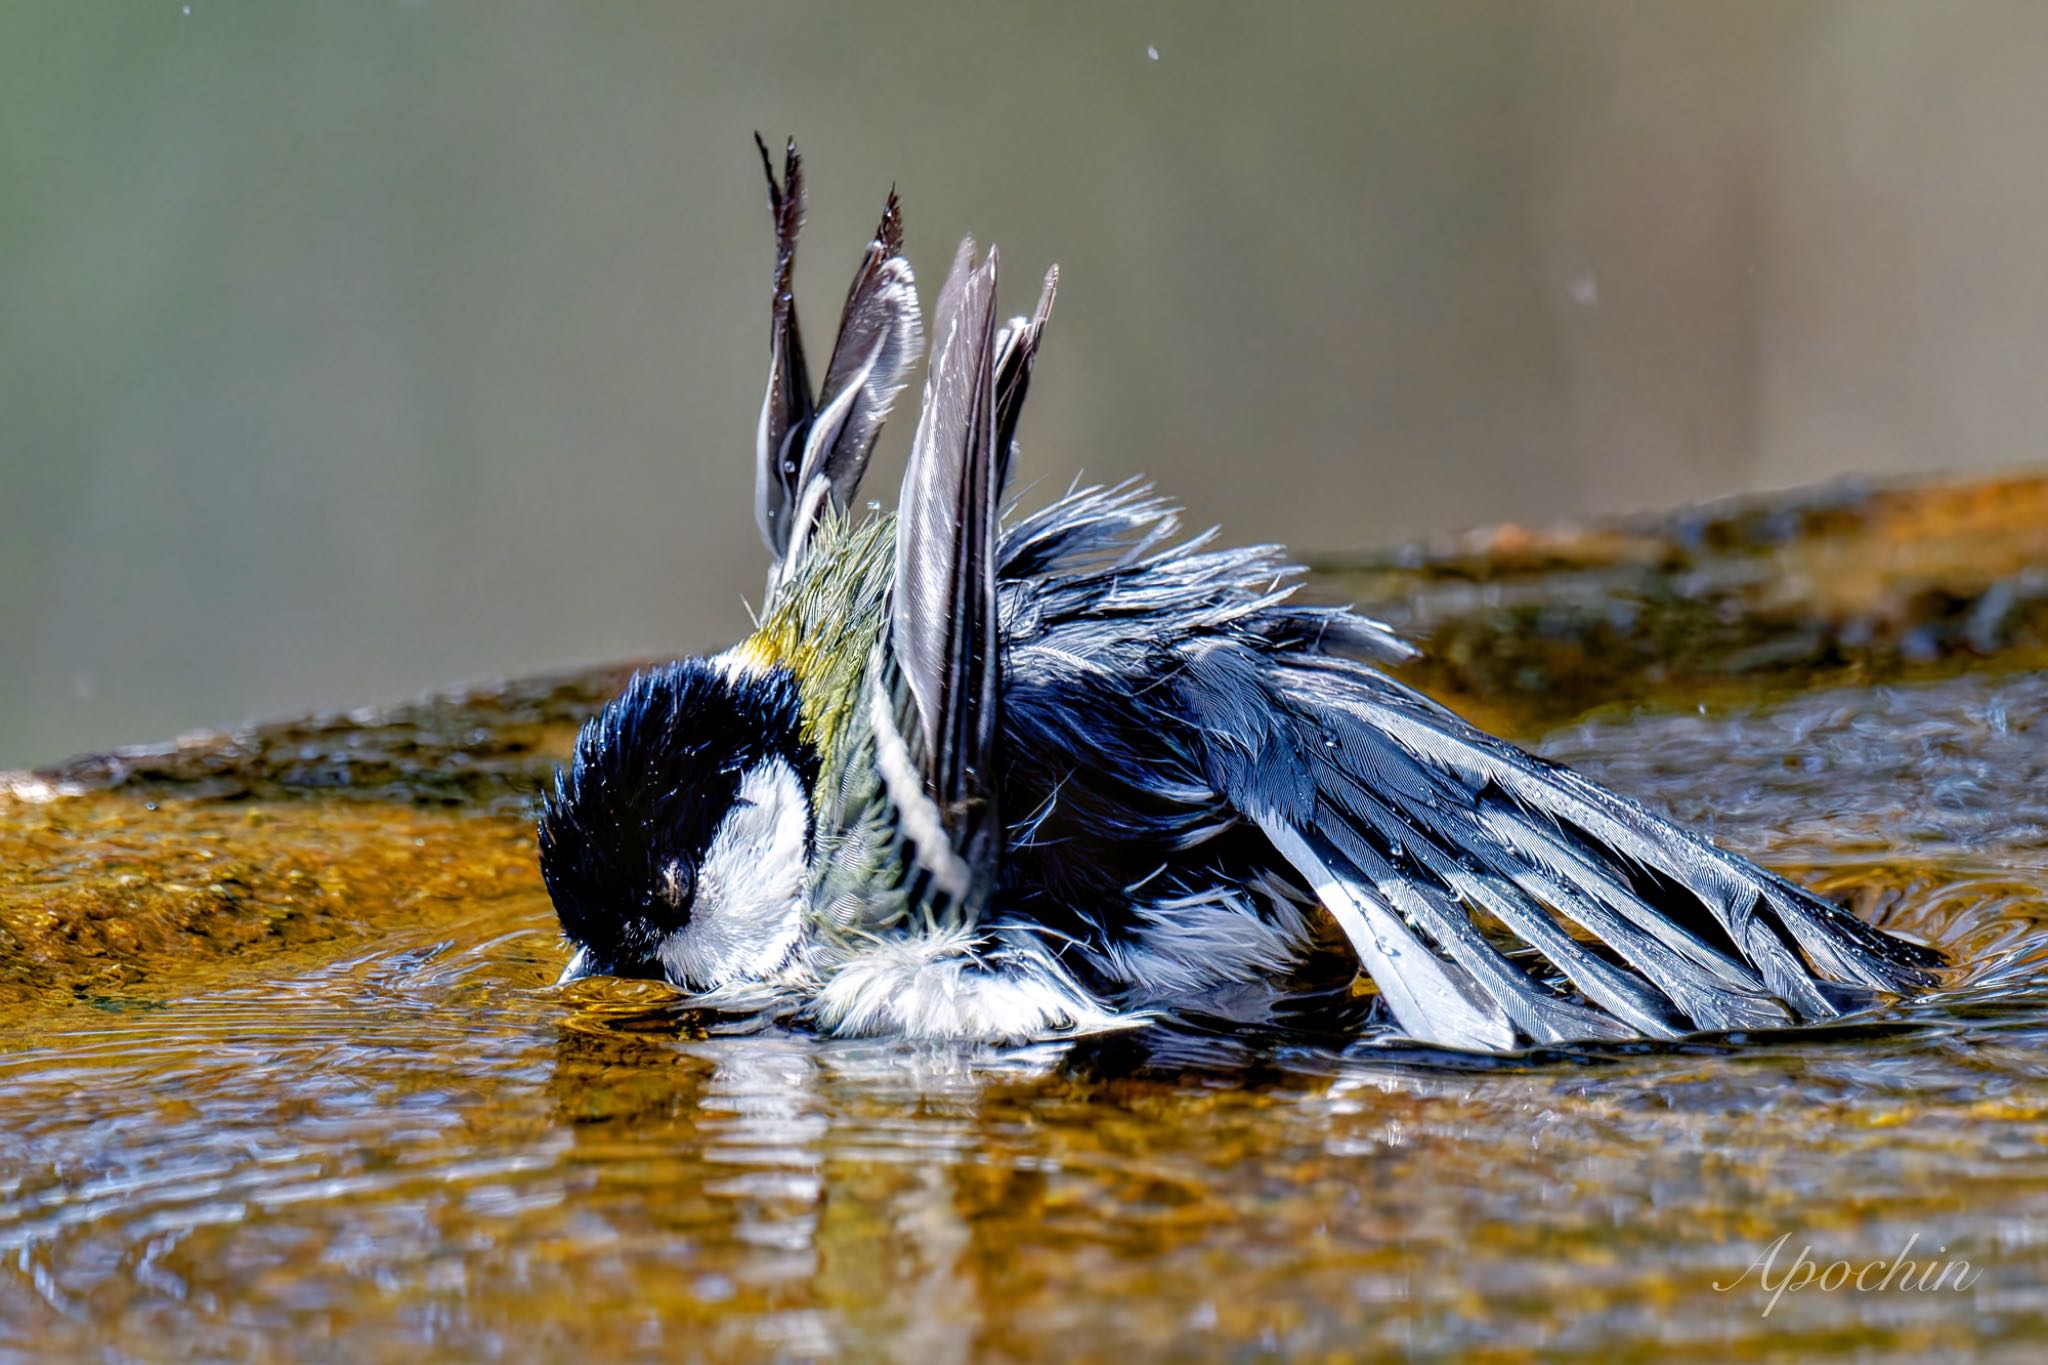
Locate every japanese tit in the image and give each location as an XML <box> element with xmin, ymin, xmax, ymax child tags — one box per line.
<box><xmin>538</xmin><ymin>138</ymin><xmax>1940</xmax><ymax>1050</ymax></box>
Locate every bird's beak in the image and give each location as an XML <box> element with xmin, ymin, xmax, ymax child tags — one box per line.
<box><xmin>555</xmin><ymin>946</ymin><xmax>596</xmax><ymax>986</ymax></box>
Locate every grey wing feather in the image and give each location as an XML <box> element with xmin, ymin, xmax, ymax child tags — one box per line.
<box><xmin>782</xmin><ymin>192</ymin><xmax>923</xmax><ymax>571</ymax></box>
<box><xmin>752</xmin><ymin>134</ymin><xmax>815</xmax><ymax>562</ymax></box>
<box><xmin>990</xmin><ymin>267</ymin><xmax>1058</xmax><ymax>496</ymax></box>
<box><xmin>888</xmin><ymin>238</ymin><xmax>1005</xmax><ymax>903</ymax></box>
<box><xmin>1180</xmin><ymin>645</ymin><xmax>1942</xmax><ymax>1051</ymax></box>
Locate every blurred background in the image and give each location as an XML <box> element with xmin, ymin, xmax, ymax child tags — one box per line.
<box><xmin>4</xmin><ymin>1</ymin><xmax>2047</xmax><ymax>767</ymax></box>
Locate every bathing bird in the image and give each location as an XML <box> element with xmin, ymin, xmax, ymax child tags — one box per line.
<box><xmin>538</xmin><ymin>138</ymin><xmax>1940</xmax><ymax>1050</ymax></box>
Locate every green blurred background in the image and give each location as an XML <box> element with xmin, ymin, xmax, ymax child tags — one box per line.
<box><xmin>4</xmin><ymin>1</ymin><xmax>2046</xmax><ymax>767</ymax></box>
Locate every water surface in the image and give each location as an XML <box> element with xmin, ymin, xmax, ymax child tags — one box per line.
<box><xmin>3</xmin><ymin>665</ymin><xmax>2044</xmax><ymax>1359</ymax></box>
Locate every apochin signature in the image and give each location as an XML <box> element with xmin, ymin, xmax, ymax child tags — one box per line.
<box><xmin>1715</xmin><ymin>1232</ymin><xmax>1982</xmax><ymax>1317</ymax></box>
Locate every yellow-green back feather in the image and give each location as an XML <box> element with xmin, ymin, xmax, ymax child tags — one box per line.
<box><xmin>729</xmin><ymin>512</ymin><xmax>896</xmax><ymax>784</ymax></box>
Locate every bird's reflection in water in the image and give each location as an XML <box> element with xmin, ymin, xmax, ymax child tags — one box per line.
<box><xmin>549</xmin><ymin>990</ymin><xmax>1065</xmax><ymax>1361</ymax></box>
<box><xmin>541</xmin><ymin>975</ymin><xmax>1401</xmax><ymax>1356</ymax></box>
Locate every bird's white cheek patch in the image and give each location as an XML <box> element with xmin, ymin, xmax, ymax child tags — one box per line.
<box><xmin>657</xmin><ymin>758</ymin><xmax>810</xmax><ymax>990</ymax></box>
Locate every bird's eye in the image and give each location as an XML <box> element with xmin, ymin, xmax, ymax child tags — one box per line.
<box><xmin>655</xmin><ymin>856</ymin><xmax>695</xmax><ymax>910</ymax></box>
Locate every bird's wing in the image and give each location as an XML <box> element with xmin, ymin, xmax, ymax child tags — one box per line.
<box><xmin>750</xmin><ymin>136</ymin><xmax>923</xmax><ymax>588</ymax></box>
<box><xmin>881</xmin><ymin>238</ymin><xmax>1010</xmax><ymax>919</ymax></box>
<box><xmin>1181</xmin><ymin>645</ymin><xmax>1943</xmax><ymax>1051</ymax></box>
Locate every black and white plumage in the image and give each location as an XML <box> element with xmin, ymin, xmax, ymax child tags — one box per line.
<box><xmin>537</xmin><ymin>141</ymin><xmax>1942</xmax><ymax>1051</ymax></box>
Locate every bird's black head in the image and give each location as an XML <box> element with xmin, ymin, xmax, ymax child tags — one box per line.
<box><xmin>538</xmin><ymin>658</ymin><xmax>819</xmax><ymax>989</ymax></box>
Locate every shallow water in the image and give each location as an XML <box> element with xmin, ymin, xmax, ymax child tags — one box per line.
<box><xmin>2</xmin><ymin>663</ymin><xmax>2045</xmax><ymax>1360</ymax></box>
